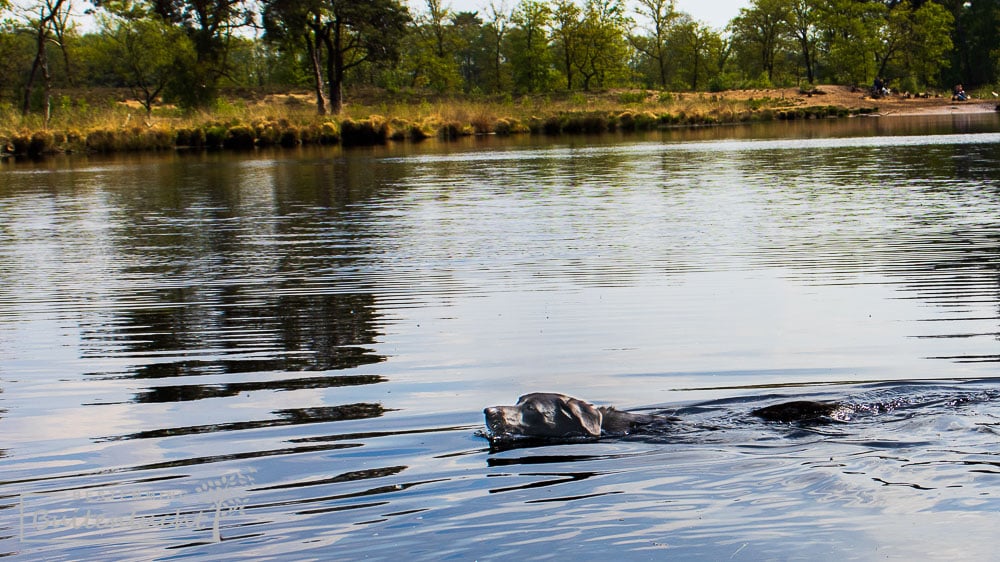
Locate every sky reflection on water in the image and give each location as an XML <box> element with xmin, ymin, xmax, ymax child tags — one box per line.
<box><xmin>3</xmin><ymin>114</ymin><xmax>1000</xmax><ymax>559</ymax></box>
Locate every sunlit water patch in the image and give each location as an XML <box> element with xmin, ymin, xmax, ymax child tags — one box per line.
<box><xmin>3</xmin><ymin>114</ymin><xmax>1000</xmax><ymax>559</ymax></box>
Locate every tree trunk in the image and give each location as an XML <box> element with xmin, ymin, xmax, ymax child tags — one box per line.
<box><xmin>800</xmin><ymin>38</ymin><xmax>814</xmax><ymax>83</ymax></box>
<box><xmin>658</xmin><ymin>43</ymin><xmax>668</xmax><ymax>89</ymax></box>
<box><xmin>563</xmin><ymin>43</ymin><xmax>573</xmax><ymax>90</ymax></box>
<box><xmin>323</xmin><ymin>25</ymin><xmax>344</xmax><ymax>114</ymax></box>
<box><xmin>43</xmin><ymin>55</ymin><xmax>52</xmax><ymax>126</ymax></box>
<box><xmin>23</xmin><ymin>51</ymin><xmax>43</xmax><ymax>115</ymax></box>
<box><xmin>307</xmin><ymin>32</ymin><xmax>326</xmax><ymax>115</ymax></box>
<box><xmin>691</xmin><ymin>51</ymin><xmax>699</xmax><ymax>91</ymax></box>
<box><xmin>23</xmin><ymin>15</ymin><xmax>48</xmax><ymax>115</ymax></box>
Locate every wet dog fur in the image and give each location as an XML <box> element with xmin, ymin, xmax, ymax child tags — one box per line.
<box><xmin>483</xmin><ymin>392</ymin><xmax>839</xmax><ymax>442</ymax></box>
<box><xmin>483</xmin><ymin>392</ymin><xmax>678</xmax><ymax>440</ymax></box>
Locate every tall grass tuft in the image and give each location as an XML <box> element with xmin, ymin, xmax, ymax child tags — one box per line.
<box><xmin>223</xmin><ymin>125</ymin><xmax>255</xmax><ymax>149</ymax></box>
<box><xmin>341</xmin><ymin>115</ymin><xmax>389</xmax><ymax>145</ymax></box>
<box><xmin>318</xmin><ymin>121</ymin><xmax>340</xmax><ymax>144</ymax></box>
<box><xmin>279</xmin><ymin>126</ymin><xmax>300</xmax><ymax>147</ymax></box>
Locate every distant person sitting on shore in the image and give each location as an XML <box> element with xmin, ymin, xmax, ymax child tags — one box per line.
<box><xmin>953</xmin><ymin>84</ymin><xmax>969</xmax><ymax>101</ymax></box>
<box><xmin>872</xmin><ymin>77</ymin><xmax>884</xmax><ymax>98</ymax></box>
<box><xmin>871</xmin><ymin>77</ymin><xmax>890</xmax><ymax>99</ymax></box>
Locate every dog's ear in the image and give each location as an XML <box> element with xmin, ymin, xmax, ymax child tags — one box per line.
<box><xmin>561</xmin><ymin>398</ymin><xmax>603</xmax><ymax>437</ymax></box>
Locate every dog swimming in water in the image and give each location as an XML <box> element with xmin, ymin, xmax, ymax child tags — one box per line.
<box><xmin>483</xmin><ymin>393</ymin><xmax>679</xmax><ymax>441</ymax></box>
<box><xmin>483</xmin><ymin>392</ymin><xmax>840</xmax><ymax>443</ymax></box>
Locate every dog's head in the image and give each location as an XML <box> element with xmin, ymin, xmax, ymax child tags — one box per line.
<box><xmin>483</xmin><ymin>393</ymin><xmax>603</xmax><ymax>440</ymax></box>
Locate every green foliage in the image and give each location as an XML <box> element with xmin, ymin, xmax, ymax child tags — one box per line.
<box><xmin>223</xmin><ymin>125</ymin><xmax>255</xmax><ymax>149</ymax></box>
<box><xmin>0</xmin><ymin>0</ymin><xmax>994</xmax><ymax>122</ymax></box>
<box><xmin>98</xmin><ymin>14</ymin><xmax>195</xmax><ymax>113</ymax></box>
<box><xmin>505</xmin><ymin>0</ymin><xmax>555</xmax><ymax>93</ymax></box>
<box><xmin>906</xmin><ymin>2</ymin><xmax>955</xmax><ymax>85</ymax></box>
<box><xmin>572</xmin><ymin>0</ymin><xmax>632</xmax><ymax>90</ymax></box>
<box><xmin>318</xmin><ymin>121</ymin><xmax>340</xmax><ymax>144</ymax></box>
<box><xmin>730</xmin><ymin>0</ymin><xmax>792</xmax><ymax>83</ymax></box>
<box><xmin>618</xmin><ymin>91</ymin><xmax>648</xmax><ymax>104</ymax></box>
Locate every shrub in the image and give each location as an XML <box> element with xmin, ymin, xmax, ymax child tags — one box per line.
<box><xmin>618</xmin><ymin>91</ymin><xmax>648</xmax><ymax>104</ymax></box>
<box><xmin>299</xmin><ymin>124</ymin><xmax>320</xmax><ymax>145</ymax></box>
<box><xmin>255</xmin><ymin>122</ymin><xmax>281</xmax><ymax>146</ymax></box>
<box><xmin>494</xmin><ymin>118</ymin><xmax>512</xmax><ymax>135</ymax></box>
<box><xmin>142</xmin><ymin>127</ymin><xmax>175</xmax><ymax>150</ymax></box>
<box><xmin>10</xmin><ymin>132</ymin><xmax>31</xmax><ymax>155</ymax></box>
<box><xmin>439</xmin><ymin>121</ymin><xmax>464</xmax><ymax>140</ymax></box>
<box><xmin>617</xmin><ymin>111</ymin><xmax>636</xmax><ymax>131</ymax></box>
<box><xmin>279</xmin><ymin>126</ymin><xmax>300</xmax><ymax>147</ymax></box>
<box><xmin>223</xmin><ymin>125</ymin><xmax>256</xmax><ymax>149</ymax></box>
<box><xmin>408</xmin><ymin>122</ymin><xmax>432</xmax><ymax>141</ymax></box>
<box><xmin>470</xmin><ymin>114</ymin><xmax>494</xmax><ymax>135</ymax></box>
<box><xmin>582</xmin><ymin>113</ymin><xmax>611</xmax><ymax>133</ymax></box>
<box><xmin>318</xmin><ymin>121</ymin><xmax>340</xmax><ymax>144</ymax></box>
<box><xmin>176</xmin><ymin>127</ymin><xmax>206</xmax><ymax>148</ymax></box>
<box><xmin>86</xmin><ymin>129</ymin><xmax>118</xmax><ymax>152</ymax></box>
<box><xmin>635</xmin><ymin>111</ymin><xmax>659</xmax><ymax>130</ymax></box>
<box><xmin>204</xmin><ymin>124</ymin><xmax>227</xmax><ymax>148</ymax></box>
<box><xmin>341</xmin><ymin>116</ymin><xmax>389</xmax><ymax>145</ymax></box>
<box><xmin>542</xmin><ymin>115</ymin><xmax>563</xmax><ymax>135</ymax></box>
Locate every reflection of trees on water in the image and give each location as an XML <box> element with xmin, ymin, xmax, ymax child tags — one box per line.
<box><xmin>105</xmin><ymin>403</ymin><xmax>388</xmax><ymax>441</ymax></box>
<box><xmin>133</xmin><ymin>374</ymin><xmax>385</xmax><ymax>403</ymax></box>
<box><xmin>78</xmin><ymin>151</ymin><xmax>412</xmax><ymax>406</ymax></box>
<box><xmin>736</xmin><ymin>140</ymin><xmax>1000</xmax><ymax>363</ymax></box>
<box><xmin>86</xmin><ymin>291</ymin><xmax>386</xmax><ymax>382</ymax></box>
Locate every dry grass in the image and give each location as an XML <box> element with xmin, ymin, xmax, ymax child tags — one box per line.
<box><xmin>0</xmin><ymin>87</ymin><xmax>880</xmax><ymax>157</ymax></box>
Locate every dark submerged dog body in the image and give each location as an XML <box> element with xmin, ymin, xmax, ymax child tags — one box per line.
<box><xmin>751</xmin><ymin>400</ymin><xmax>841</xmax><ymax>423</ymax></box>
<box><xmin>484</xmin><ymin>392</ymin><xmax>839</xmax><ymax>442</ymax></box>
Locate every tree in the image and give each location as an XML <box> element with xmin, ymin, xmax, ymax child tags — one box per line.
<box><xmin>672</xmin><ymin>16</ymin><xmax>717</xmax><ymax>90</ymax></box>
<box><xmin>816</xmin><ymin>0</ymin><xmax>884</xmax><ymax>85</ymax></box>
<box><xmin>317</xmin><ymin>0</ymin><xmax>410</xmax><ymax>111</ymax></box>
<box><xmin>0</xmin><ymin>10</ymin><xmax>34</xmax><ymax>105</ymax></box>
<box><xmin>787</xmin><ymin>0</ymin><xmax>820</xmax><ymax>83</ymax></box>
<box><xmin>573</xmin><ymin>0</ymin><xmax>631</xmax><ymax>90</ymax></box>
<box><xmin>482</xmin><ymin>0</ymin><xmax>511</xmax><ymax>92</ymax></box>
<box><xmin>903</xmin><ymin>1</ymin><xmax>954</xmax><ymax>86</ymax></box>
<box><xmin>630</xmin><ymin>0</ymin><xmax>678</xmax><ymax>89</ymax></box>
<box><xmin>871</xmin><ymin>0</ymin><xmax>951</xmax><ymax>84</ymax></box>
<box><xmin>550</xmin><ymin>0</ymin><xmax>582</xmax><ymax>89</ymax></box>
<box><xmin>262</xmin><ymin>0</ymin><xmax>410</xmax><ymax>113</ymax></box>
<box><xmin>147</xmin><ymin>0</ymin><xmax>251</xmax><ymax>108</ymax></box>
<box><xmin>100</xmin><ymin>13</ymin><xmax>194</xmax><ymax>114</ymax></box>
<box><xmin>20</xmin><ymin>0</ymin><xmax>74</xmax><ymax>118</ymax></box>
<box><xmin>407</xmin><ymin>0</ymin><xmax>463</xmax><ymax>92</ymax></box>
<box><xmin>506</xmin><ymin>0</ymin><xmax>552</xmax><ymax>93</ymax></box>
<box><xmin>452</xmin><ymin>11</ymin><xmax>488</xmax><ymax>92</ymax></box>
<box><xmin>730</xmin><ymin>0</ymin><xmax>791</xmax><ymax>84</ymax></box>
<box><xmin>261</xmin><ymin>0</ymin><xmax>328</xmax><ymax>113</ymax></box>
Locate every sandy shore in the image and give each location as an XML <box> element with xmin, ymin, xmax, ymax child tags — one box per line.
<box><xmin>716</xmin><ymin>84</ymin><xmax>999</xmax><ymax>117</ymax></box>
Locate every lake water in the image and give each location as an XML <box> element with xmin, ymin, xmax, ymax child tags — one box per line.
<box><xmin>4</xmin><ymin>113</ymin><xmax>1000</xmax><ymax>560</ymax></box>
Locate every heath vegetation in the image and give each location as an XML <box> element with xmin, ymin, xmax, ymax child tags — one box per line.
<box><xmin>0</xmin><ymin>0</ymin><xmax>995</xmax><ymax>155</ymax></box>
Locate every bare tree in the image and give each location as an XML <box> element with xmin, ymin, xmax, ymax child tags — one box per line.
<box><xmin>21</xmin><ymin>0</ymin><xmax>73</xmax><ymax>120</ymax></box>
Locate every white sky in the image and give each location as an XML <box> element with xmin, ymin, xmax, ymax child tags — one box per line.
<box><xmin>419</xmin><ymin>0</ymin><xmax>751</xmax><ymax>30</ymax></box>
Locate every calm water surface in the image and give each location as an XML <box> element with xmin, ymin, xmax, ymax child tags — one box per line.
<box><xmin>3</xmin><ymin>114</ymin><xmax>1000</xmax><ymax>559</ymax></box>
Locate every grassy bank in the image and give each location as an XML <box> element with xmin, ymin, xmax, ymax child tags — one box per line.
<box><xmin>0</xmin><ymin>88</ymin><xmax>878</xmax><ymax>158</ymax></box>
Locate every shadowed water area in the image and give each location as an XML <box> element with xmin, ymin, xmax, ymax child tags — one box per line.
<box><xmin>3</xmin><ymin>114</ymin><xmax>1000</xmax><ymax>559</ymax></box>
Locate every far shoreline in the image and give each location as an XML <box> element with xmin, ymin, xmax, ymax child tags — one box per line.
<box><xmin>2</xmin><ymin>85</ymin><xmax>998</xmax><ymax>160</ymax></box>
